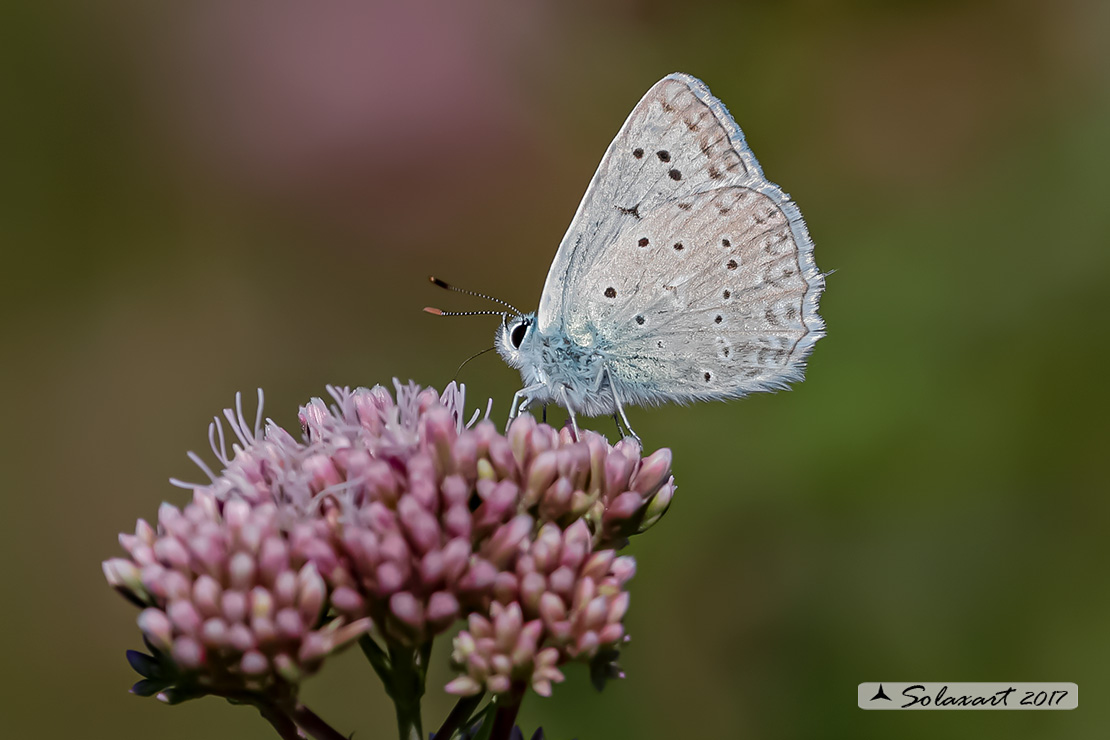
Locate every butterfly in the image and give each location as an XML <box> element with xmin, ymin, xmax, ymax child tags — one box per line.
<box><xmin>429</xmin><ymin>73</ymin><xmax>825</xmax><ymax>442</ymax></box>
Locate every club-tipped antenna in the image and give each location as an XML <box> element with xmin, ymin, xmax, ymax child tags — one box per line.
<box><xmin>428</xmin><ymin>276</ymin><xmax>521</xmax><ymax>316</ymax></box>
<box><xmin>423</xmin><ymin>308</ymin><xmax>506</xmax><ymax>318</ymax></box>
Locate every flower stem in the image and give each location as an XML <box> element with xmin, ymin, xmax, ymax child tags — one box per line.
<box><xmin>386</xmin><ymin>643</ymin><xmax>429</xmax><ymax>740</ymax></box>
<box><xmin>291</xmin><ymin>704</ymin><xmax>351</xmax><ymax>740</ymax></box>
<box><xmin>489</xmin><ymin>684</ymin><xmax>525</xmax><ymax>740</ymax></box>
<box><xmin>359</xmin><ymin>633</ymin><xmax>393</xmax><ymax>686</ymax></box>
<box><xmin>252</xmin><ymin>699</ymin><xmax>301</xmax><ymax>740</ymax></box>
<box><xmin>432</xmin><ymin>692</ymin><xmax>485</xmax><ymax>739</ymax></box>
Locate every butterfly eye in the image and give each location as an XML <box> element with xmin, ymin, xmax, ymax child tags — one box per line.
<box><xmin>510</xmin><ymin>321</ymin><xmax>529</xmax><ymax>349</ymax></box>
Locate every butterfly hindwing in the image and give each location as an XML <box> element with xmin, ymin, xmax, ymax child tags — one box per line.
<box><xmin>578</xmin><ymin>187</ymin><xmax>819</xmax><ymax>402</ymax></box>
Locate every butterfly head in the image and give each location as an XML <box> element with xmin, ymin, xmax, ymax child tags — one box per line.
<box><xmin>495</xmin><ymin>311</ymin><xmax>538</xmax><ymax>370</ymax></box>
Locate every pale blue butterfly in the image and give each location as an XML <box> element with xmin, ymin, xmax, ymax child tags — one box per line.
<box><xmin>430</xmin><ymin>73</ymin><xmax>825</xmax><ymax>441</ymax></box>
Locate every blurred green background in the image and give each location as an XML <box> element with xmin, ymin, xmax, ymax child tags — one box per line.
<box><xmin>2</xmin><ymin>0</ymin><xmax>1108</xmax><ymax>738</ymax></box>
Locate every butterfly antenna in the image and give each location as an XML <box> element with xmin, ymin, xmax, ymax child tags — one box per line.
<box><xmin>423</xmin><ymin>308</ymin><xmax>506</xmax><ymax>318</ymax></box>
<box><xmin>452</xmin><ymin>346</ymin><xmax>497</xmax><ymax>380</ymax></box>
<box><xmin>427</xmin><ymin>276</ymin><xmax>522</xmax><ymax>316</ymax></box>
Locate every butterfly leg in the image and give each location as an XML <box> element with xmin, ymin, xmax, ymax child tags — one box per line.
<box><xmin>604</xmin><ymin>367</ymin><xmax>641</xmax><ymax>445</ymax></box>
<box><xmin>508</xmin><ymin>384</ymin><xmax>545</xmax><ymax>431</ymax></box>
<box><xmin>612</xmin><ymin>414</ymin><xmax>626</xmax><ymax>438</ymax></box>
<box><xmin>614</xmin><ymin>398</ymin><xmax>641</xmax><ymax>445</ymax></box>
<box><xmin>557</xmin><ymin>387</ymin><xmax>580</xmax><ymax>441</ymax></box>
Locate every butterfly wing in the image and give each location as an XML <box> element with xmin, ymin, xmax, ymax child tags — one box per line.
<box><xmin>537</xmin><ymin>73</ymin><xmax>824</xmax><ymax>402</ymax></box>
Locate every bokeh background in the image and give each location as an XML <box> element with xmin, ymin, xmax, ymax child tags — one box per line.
<box><xmin>3</xmin><ymin>1</ymin><xmax>1108</xmax><ymax>738</ymax></box>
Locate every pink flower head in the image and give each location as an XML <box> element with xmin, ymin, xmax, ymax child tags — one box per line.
<box><xmin>105</xmin><ymin>381</ymin><xmax>676</xmax><ymax>702</ymax></box>
<box><xmin>105</xmin><ymin>493</ymin><xmax>370</xmax><ymax>701</ymax></box>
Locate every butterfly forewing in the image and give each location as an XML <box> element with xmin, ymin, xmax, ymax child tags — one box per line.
<box><xmin>538</xmin><ymin>74</ymin><xmax>765</xmax><ymax>332</ymax></box>
<box><xmin>537</xmin><ymin>73</ymin><xmax>824</xmax><ymax>402</ymax></box>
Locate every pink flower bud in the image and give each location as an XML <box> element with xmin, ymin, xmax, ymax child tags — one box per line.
<box><xmin>574</xmin><ymin>630</ymin><xmax>600</xmax><ymax>658</ymax></box>
<box><xmin>275</xmin><ymin>608</ymin><xmax>304</xmax><ymax>639</ymax></box>
<box><xmin>440</xmin><ymin>538</ymin><xmax>471</xmax><ymax>585</ymax></box>
<box><xmin>581</xmin><ymin>551</ymin><xmax>616</xmax><ymax>582</ymax></box>
<box><xmin>330</xmin><ymin>586</ymin><xmax>364</xmax><ymax>615</ymax></box>
<box><xmin>399</xmin><ymin>496</ymin><xmax>441</xmax><ymax>555</ymax></box>
<box><xmin>631</xmin><ymin>448</ymin><xmax>672</xmax><ymax>497</ymax></box>
<box><xmin>227</xmin><ymin>623</ymin><xmax>255</xmax><ymax>652</ymax></box>
<box><xmin>228</xmin><ymin>551</ymin><xmax>256</xmax><ymax>591</ymax></box>
<box><xmin>303</xmin><ymin>453</ymin><xmax>342</xmax><ymax>492</ymax></box>
<box><xmin>167</xmin><ymin>600</ymin><xmax>203</xmax><ymax>636</ymax></box>
<box><xmin>638</xmin><ymin>478</ymin><xmax>675</xmax><ymax>532</ymax></box>
<box><xmin>153</xmin><ymin>536</ymin><xmax>190</xmax><ymax>571</ymax></box>
<box><xmin>520</xmin><ymin>572</ymin><xmax>546</xmax><ymax>613</ymax></box>
<box><xmin>223</xmin><ymin>499</ymin><xmax>252</xmax><ymax>530</ymax></box>
<box><xmin>611</xmin><ymin>556</ymin><xmax>637</xmax><ymax>584</ymax></box>
<box><xmin>604</xmin><ymin>449</ymin><xmax>637</xmax><ymax>498</ymax></box>
<box><xmin>423</xmin><ymin>407</ymin><xmax>458</xmax><ymax>475</ymax></box>
<box><xmin>103</xmin><ymin>558</ymin><xmax>144</xmax><ymax>599</ymax></box>
<box><xmin>406</xmin><ymin>453</ymin><xmax>439</xmax><ymax>511</ymax></box>
<box><xmin>201</xmin><ymin>617</ymin><xmax>229</xmax><ymax>647</ymax></box>
<box><xmin>530</xmin><ymin>523</ymin><xmax>563</xmax><ymax>573</ymax></box>
<box><xmin>607</xmin><ymin>591</ymin><xmax>631</xmax><ymax>623</ymax></box>
<box><xmin>137</xmin><ymin>608</ymin><xmax>173</xmax><ymax>651</ymax></box>
<box><xmin>487</xmin><ymin>437</ymin><xmax>517</xmax><ymax>479</ymax></box>
<box><xmin>605</xmin><ymin>492</ymin><xmax>643</xmax><ymax>526</ymax></box>
<box><xmin>426</xmin><ymin>591</ymin><xmax>460</xmax><ymax>631</ymax></box>
<box><xmin>598</xmin><ymin>623</ymin><xmax>624</xmax><ymax>646</ymax></box>
<box><xmin>538</xmin><ymin>592</ymin><xmax>568</xmax><ymax>626</ymax></box>
<box><xmin>240</xmin><ymin>650</ymin><xmax>269</xmax><ymax>676</ymax></box>
<box><xmin>390</xmin><ymin>592</ymin><xmax>425</xmax><ymax>632</ymax></box>
<box><xmin>492</xmin><ymin>571</ymin><xmax>519</xmax><ymax>604</ymax></box>
<box><xmin>523</xmin><ymin>451</ymin><xmax>559</xmax><ymax>508</ymax></box>
<box><xmin>190</xmin><ymin>572</ymin><xmax>220</xmax><ymax>621</ymax></box>
<box><xmin>296</xmin><ymin>564</ymin><xmax>326</xmax><ymax>625</ymax></box>
<box><xmin>257</xmin><ymin>538</ymin><xmax>289</xmax><ymax>585</ymax></box>
<box><xmin>445</xmin><ymin>675</ymin><xmax>482</xmax><ymax>696</ymax></box>
<box><xmin>375</xmin><ymin>562</ymin><xmax>406</xmax><ymax>595</ymax></box>
<box><xmin>493</xmin><ymin>602</ymin><xmax>524</xmax><ymax>648</ymax></box>
<box><xmin>539</xmin><ymin>478</ymin><xmax>574</xmax><ymax>521</ymax></box>
<box><xmin>171</xmin><ymin>636</ymin><xmax>206</xmax><ymax>669</ymax></box>
<box><xmin>486</xmin><ymin>674</ymin><xmax>512</xmax><ymax>695</ymax></box>
<box><xmin>548</xmin><ymin>566</ymin><xmax>576</xmax><ymax>600</ymax></box>
<box><xmin>363</xmin><ymin>460</ymin><xmax>399</xmax><ymax>505</ymax></box>
<box><xmin>272</xmin><ymin>570</ymin><xmax>297</xmax><ymax>606</ymax></box>
<box><xmin>484</xmin><ymin>514</ymin><xmax>533</xmax><ymax>567</ymax></box>
<box><xmin>443</xmin><ymin>503</ymin><xmax>472</xmax><ymax>540</ymax></box>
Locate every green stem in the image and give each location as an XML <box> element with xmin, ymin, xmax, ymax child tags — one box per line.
<box><xmin>252</xmin><ymin>699</ymin><xmax>301</xmax><ymax>740</ymax></box>
<box><xmin>387</xmin><ymin>642</ymin><xmax>430</xmax><ymax>740</ymax></box>
<box><xmin>432</xmin><ymin>692</ymin><xmax>486</xmax><ymax>739</ymax></box>
<box><xmin>359</xmin><ymin>633</ymin><xmax>393</xmax><ymax>686</ymax></box>
<box><xmin>359</xmin><ymin>633</ymin><xmax>434</xmax><ymax>740</ymax></box>
<box><xmin>489</xmin><ymin>684</ymin><xmax>526</xmax><ymax>740</ymax></box>
<box><xmin>291</xmin><ymin>704</ymin><xmax>351</xmax><ymax>740</ymax></box>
